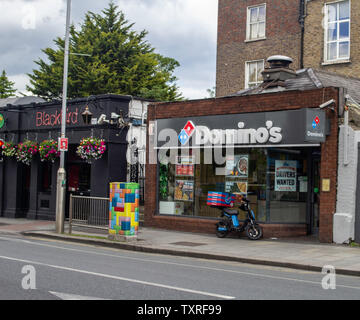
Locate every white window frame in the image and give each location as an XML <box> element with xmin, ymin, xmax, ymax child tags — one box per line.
<box><xmin>323</xmin><ymin>0</ymin><xmax>351</xmax><ymax>63</ymax></box>
<box><xmin>246</xmin><ymin>3</ymin><xmax>267</xmax><ymax>41</ymax></box>
<box><xmin>245</xmin><ymin>59</ymin><xmax>264</xmax><ymax>89</ymax></box>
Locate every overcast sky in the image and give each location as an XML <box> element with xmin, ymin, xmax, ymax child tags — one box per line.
<box><xmin>0</xmin><ymin>0</ymin><xmax>218</xmax><ymax>100</ymax></box>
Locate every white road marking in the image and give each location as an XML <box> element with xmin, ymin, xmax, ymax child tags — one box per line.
<box><xmin>0</xmin><ymin>255</ymin><xmax>235</xmax><ymax>300</ymax></box>
<box><xmin>49</xmin><ymin>291</ymin><xmax>108</xmax><ymax>300</ymax></box>
<box><xmin>1</xmin><ymin>236</ymin><xmax>360</xmax><ymax>291</ymax></box>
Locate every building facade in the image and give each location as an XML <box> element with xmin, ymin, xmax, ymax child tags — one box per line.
<box><xmin>216</xmin><ymin>0</ymin><xmax>360</xmax><ymax>97</ymax></box>
<box><xmin>0</xmin><ymin>94</ymin><xmax>149</xmax><ymax>220</ymax></box>
<box><xmin>145</xmin><ymin>60</ymin><xmax>344</xmax><ymax>243</ymax></box>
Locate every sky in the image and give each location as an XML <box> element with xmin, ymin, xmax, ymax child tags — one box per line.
<box><xmin>0</xmin><ymin>0</ymin><xmax>218</xmax><ymax>100</ymax></box>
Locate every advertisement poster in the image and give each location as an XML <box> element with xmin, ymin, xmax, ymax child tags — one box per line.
<box><xmin>176</xmin><ymin>156</ymin><xmax>195</xmax><ymax>177</ymax></box>
<box><xmin>225</xmin><ymin>180</ymin><xmax>248</xmax><ymax>195</ymax></box>
<box><xmin>175</xmin><ymin>180</ymin><xmax>194</xmax><ymax>202</ymax></box>
<box><xmin>275</xmin><ymin>160</ymin><xmax>297</xmax><ymax>192</ymax></box>
<box><xmin>226</xmin><ymin>155</ymin><xmax>249</xmax><ymax>178</ymax></box>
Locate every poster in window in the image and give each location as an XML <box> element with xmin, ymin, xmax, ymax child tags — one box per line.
<box><xmin>175</xmin><ymin>180</ymin><xmax>194</xmax><ymax>202</ymax></box>
<box><xmin>226</xmin><ymin>155</ymin><xmax>249</xmax><ymax>178</ymax></box>
<box><xmin>225</xmin><ymin>180</ymin><xmax>248</xmax><ymax>195</ymax></box>
<box><xmin>176</xmin><ymin>156</ymin><xmax>195</xmax><ymax>177</ymax></box>
<box><xmin>275</xmin><ymin>160</ymin><xmax>297</xmax><ymax>192</ymax></box>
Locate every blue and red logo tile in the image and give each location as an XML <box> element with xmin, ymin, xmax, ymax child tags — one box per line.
<box><xmin>178</xmin><ymin>121</ymin><xmax>195</xmax><ymax>145</ymax></box>
<box><xmin>312</xmin><ymin>116</ymin><xmax>320</xmax><ymax>129</ymax></box>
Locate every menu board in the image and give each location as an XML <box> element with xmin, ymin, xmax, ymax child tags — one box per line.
<box><xmin>226</xmin><ymin>155</ymin><xmax>249</xmax><ymax>178</ymax></box>
<box><xmin>176</xmin><ymin>156</ymin><xmax>195</xmax><ymax>177</ymax></box>
<box><xmin>275</xmin><ymin>160</ymin><xmax>297</xmax><ymax>192</ymax></box>
<box><xmin>175</xmin><ymin>180</ymin><xmax>194</xmax><ymax>202</ymax></box>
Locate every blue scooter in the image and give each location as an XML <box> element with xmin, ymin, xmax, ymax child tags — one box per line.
<box><xmin>215</xmin><ymin>196</ymin><xmax>263</xmax><ymax>240</ymax></box>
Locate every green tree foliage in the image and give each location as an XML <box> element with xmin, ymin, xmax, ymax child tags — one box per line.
<box><xmin>0</xmin><ymin>70</ymin><xmax>16</xmax><ymax>98</ymax></box>
<box><xmin>27</xmin><ymin>2</ymin><xmax>183</xmax><ymax>101</ymax></box>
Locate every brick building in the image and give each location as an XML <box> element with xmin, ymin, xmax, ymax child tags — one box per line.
<box><xmin>216</xmin><ymin>0</ymin><xmax>359</xmax><ymax>97</ymax></box>
<box><xmin>145</xmin><ymin>58</ymin><xmax>360</xmax><ymax>243</ymax></box>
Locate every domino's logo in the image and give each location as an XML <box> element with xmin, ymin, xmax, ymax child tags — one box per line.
<box><xmin>312</xmin><ymin>116</ymin><xmax>320</xmax><ymax>129</ymax></box>
<box><xmin>178</xmin><ymin>120</ymin><xmax>196</xmax><ymax>145</ymax></box>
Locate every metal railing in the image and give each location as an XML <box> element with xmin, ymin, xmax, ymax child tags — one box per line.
<box><xmin>69</xmin><ymin>194</ymin><xmax>109</xmax><ymax>234</ymax></box>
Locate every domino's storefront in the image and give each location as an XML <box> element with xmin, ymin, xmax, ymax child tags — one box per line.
<box><xmin>145</xmin><ymin>88</ymin><xmax>339</xmax><ymax>242</ymax></box>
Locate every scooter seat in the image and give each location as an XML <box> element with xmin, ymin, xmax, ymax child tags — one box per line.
<box><xmin>224</xmin><ymin>208</ymin><xmax>239</xmax><ymax>215</ymax></box>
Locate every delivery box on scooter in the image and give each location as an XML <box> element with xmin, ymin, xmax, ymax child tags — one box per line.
<box><xmin>207</xmin><ymin>192</ymin><xmax>235</xmax><ymax>207</ymax></box>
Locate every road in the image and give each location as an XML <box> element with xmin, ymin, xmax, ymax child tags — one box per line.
<box><xmin>0</xmin><ymin>233</ymin><xmax>359</xmax><ymax>302</ymax></box>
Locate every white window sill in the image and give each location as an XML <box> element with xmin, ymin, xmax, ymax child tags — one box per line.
<box><xmin>245</xmin><ymin>37</ymin><xmax>267</xmax><ymax>43</ymax></box>
<box><xmin>322</xmin><ymin>59</ymin><xmax>351</xmax><ymax>66</ymax></box>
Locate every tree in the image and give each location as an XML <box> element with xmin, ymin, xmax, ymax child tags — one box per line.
<box><xmin>0</xmin><ymin>70</ymin><xmax>16</xmax><ymax>98</ymax></box>
<box><xmin>27</xmin><ymin>2</ymin><xmax>183</xmax><ymax>101</ymax></box>
<box><xmin>206</xmin><ymin>86</ymin><xmax>216</xmax><ymax>98</ymax></box>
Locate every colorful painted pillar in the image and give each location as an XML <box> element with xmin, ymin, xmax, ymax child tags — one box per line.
<box><xmin>108</xmin><ymin>182</ymin><xmax>140</xmax><ymax>241</ymax></box>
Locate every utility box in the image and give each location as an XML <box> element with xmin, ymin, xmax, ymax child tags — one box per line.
<box><xmin>108</xmin><ymin>182</ymin><xmax>139</xmax><ymax>242</ymax></box>
<box><xmin>333</xmin><ymin>213</ymin><xmax>354</xmax><ymax>244</ymax></box>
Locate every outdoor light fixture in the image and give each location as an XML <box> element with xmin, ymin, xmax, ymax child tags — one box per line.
<box><xmin>81</xmin><ymin>105</ymin><xmax>93</xmax><ymax>125</ymax></box>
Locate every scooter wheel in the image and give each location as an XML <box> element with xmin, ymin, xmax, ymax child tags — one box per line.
<box><xmin>245</xmin><ymin>224</ymin><xmax>263</xmax><ymax>240</ymax></box>
<box><xmin>216</xmin><ymin>221</ymin><xmax>229</xmax><ymax>238</ymax></box>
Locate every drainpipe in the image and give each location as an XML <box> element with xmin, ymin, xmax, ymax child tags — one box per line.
<box><xmin>299</xmin><ymin>0</ymin><xmax>306</xmax><ymax>69</ymax></box>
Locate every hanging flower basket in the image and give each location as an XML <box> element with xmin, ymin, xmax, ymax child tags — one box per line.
<box><xmin>76</xmin><ymin>137</ymin><xmax>106</xmax><ymax>163</ymax></box>
<box><xmin>39</xmin><ymin>139</ymin><xmax>60</xmax><ymax>163</ymax></box>
<box><xmin>2</xmin><ymin>141</ymin><xmax>17</xmax><ymax>158</ymax></box>
<box><xmin>16</xmin><ymin>140</ymin><xmax>39</xmax><ymax>166</ymax></box>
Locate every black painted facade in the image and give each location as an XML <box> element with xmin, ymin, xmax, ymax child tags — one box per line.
<box><xmin>0</xmin><ymin>94</ymin><xmax>138</xmax><ymax>220</ymax></box>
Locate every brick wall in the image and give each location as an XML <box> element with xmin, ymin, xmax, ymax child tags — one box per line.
<box><xmin>304</xmin><ymin>0</ymin><xmax>360</xmax><ymax>77</ymax></box>
<box><xmin>216</xmin><ymin>0</ymin><xmax>302</xmax><ymax>97</ymax></box>
<box><xmin>145</xmin><ymin>87</ymin><xmax>339</xmax><ymax>242</ymax></box>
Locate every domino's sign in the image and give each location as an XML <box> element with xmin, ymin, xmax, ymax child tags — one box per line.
<box><xmin>178</xmin><ymin>120</ymin><xmax>283</xmax><ymax>146</ymax></box>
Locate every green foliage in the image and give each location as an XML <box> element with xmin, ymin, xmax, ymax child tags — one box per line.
<box><xmin>0</xmin><ymin>70</ymin><xmax>16</xmax><ymax>98</ymax></box>
<box><xmin>26</xmin><ymin>2</ymin><xmax>183</xmax><ymax>101</ymax></box>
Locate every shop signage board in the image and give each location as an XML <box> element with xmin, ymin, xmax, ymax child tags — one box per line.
<box><xmin>275</xmin><ymin>160</ymin><xmax>297</xmax><ymax>192</ymax></box>
<box><xmin>156</xmin><ymin>108</ymin><xmax>326</xmax><ymax>149</ymax></box>
<box><xmin>176</xmin><ymin>156</ymin><xmax>195</xmax><ymax>177</ymax></box>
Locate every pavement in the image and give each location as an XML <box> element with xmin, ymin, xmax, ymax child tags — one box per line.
<box><xmin>1</xmin><ymin>217</ymin><xmax>360</xmax><ymax>277</ymax></box>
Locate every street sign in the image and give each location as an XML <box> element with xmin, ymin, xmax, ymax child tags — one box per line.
<box><xmin>58</xmin><ymin>137</ymin><xmax>68</xmax><ymax>152</ymax></box>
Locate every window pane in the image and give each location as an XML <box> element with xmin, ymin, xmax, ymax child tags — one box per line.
<box><xmin>250</xmin><ymin>7</ymin><xmax>258</xmax><ymax>23</ymax></box>
<box><xmin>327</xmin><ymin>22</ymin><xmax>337</xmax><ymax>41</ymax></box>
<box><xmin>327</xmin><ymin>4</ymin><xmax>337</xmax><ymax>22</ymax></box>
<box><xmin>339</xmin><ymin>21</ymin><xmax>349</xmax><ymax>39</ymax></box>
<box><xmin>339</xmin><ymin>1</ymin><xmax>350</xmax><ymax>20</ymax></box>
<box><xmin>250</xmin><ymin>23</ymin><xmax>258</xmax><ymax>39</ymax></box>
<box><xmin>248</xmin><ymin>62</ymin><xmax>257</xmax><ymax>83</ymax></box>
<box><xmin>327</xmin><ymin>42</ymin><xmax>337</xmax><ymax>60</ymax></box>
<box><xmin>258</xmin><ymin>22</ymin><xmax>265</xmax><ymax>38</ymax></box>
<box><xmin>257</xmin><ymin>61</ymin><xmax>264</xmax><ymax>81</ymax></box>
<box><xmin>339</xmin><ymin>41</ymin><xmax>349</xmax><ymax>58</ymax></box>
<box><xmin>258</xmin><ymin>6</ymin><xmax>266</xmax><ymax>22</ymax></box>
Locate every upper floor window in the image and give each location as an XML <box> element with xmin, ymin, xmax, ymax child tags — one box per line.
<box><xmin>324</xmin><ymin>0</ymin><xmax>350</xmax><ymax>62</ymax></box>
<box><xmin>245</xmin><ymin>60</ymin><xmax>264</xmax><ymax>89</ymax></box>
<box><xmin>246</xmin><ymin>4</ymin><xmax>266</xmax><ymax>41</ymax></box>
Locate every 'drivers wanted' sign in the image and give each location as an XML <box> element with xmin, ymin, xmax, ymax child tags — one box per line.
<box><xmin>275</xmin><ymin>160</ymin><xmax>297</xmax><ymax>192</ymax></box>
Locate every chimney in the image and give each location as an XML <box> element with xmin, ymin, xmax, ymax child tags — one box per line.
<box><xmin>261</xmin><ymin>55</ymin><xmax>297</xmax><ymax>87</ymax></box>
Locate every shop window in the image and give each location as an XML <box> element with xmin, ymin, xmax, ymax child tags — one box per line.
<box><xmin>268</xmin><ymin>149</ymin><xmax>308</xmax><ymax>223</ymax></box>
<box><xmin>324</xmin><ymin>0</ymin><xmax>350</xmax><ymax>62</ymax></box>
<box><xmin>68</xmin><ymin>164</ymin><xmax>91</xmax><ymax>192</ymax></box>
<box><xmin>157</xmin><ymin>147</ymin><xmax>311</xmax><ymax>224</ymax></box>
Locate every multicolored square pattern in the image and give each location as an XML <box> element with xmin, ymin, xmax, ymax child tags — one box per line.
<box><xmin>109</xmin><ymin>182</ymin><xmax>139</xmax><ymax>237</ymax></box>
